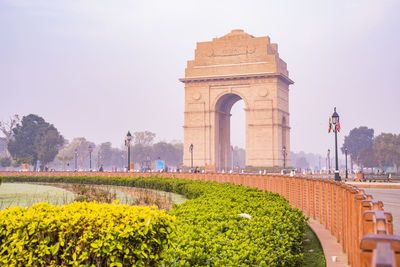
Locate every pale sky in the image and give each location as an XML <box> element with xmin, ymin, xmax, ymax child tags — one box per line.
<box><xmin>1</xmin><ymin>0</ymin><xmax>399</xmax><ymax>156</ymax></box>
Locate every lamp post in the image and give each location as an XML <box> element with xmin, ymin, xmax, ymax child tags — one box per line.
<box><xmin>97</xmin><ymin>151</ymin><xmax>101</xmax><ymax>170</ymax></box>
<box><xmin>74</xmin><ymin>148</ymin><xmax>78</xmax><ymax>171</ymax></box>
<box><xmin>126</xmin><ymin>131</ymin><xmax>132</xmax><ymax>171</ymax></box>
<box><xmin>345</xmin><ymin>147</ymin><xmax>348</xmax><ymax>179</ymax></box>
<box><xmin>282</xmin><ymin>146</ymin><xmax>287</xmax><ymax>170</ymax></box>
<box><xmin>145</xmin><ymin>156</ymin><xmax>151</xmax><ymax>171</ymax></box>
<box><xmin>331</xmin><ymin>107</ymin><xmax>341</xmax><ymax>181</ymax></box>
<box><xmin>327</xmin><ymin>149</ymin><xmax>331</xmax><ymax>174</ymax></box>
<box><xmin>319</xmin><ymin>156</ymin><xmax>321</xmax><ymax>172</ymax></box>
<box><xmin>189</xmin><ymin>144</ymin><xmax>194</xmax><ymax>170</ymax></box>
<box><xmin>88</xmin><ymin>145</ymin><xmax>93</xmax><ymax>171</ymax></box>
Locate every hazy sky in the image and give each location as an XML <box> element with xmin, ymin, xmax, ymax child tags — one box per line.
<box><xmin>1</xmin><ymin>0</ymin><xmax>399</xmax><ymax>156</ymax></box>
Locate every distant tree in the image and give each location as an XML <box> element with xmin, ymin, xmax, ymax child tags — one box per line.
<box><xmin>172</xmin><ymin>142</ymin><xmax>183</xmax><ymax>167</ymax></box>
<box><xmin>341</xmin><ymin>126</ymin><xmax>374</xmax><ymax>167</ymax></box>
<box><xmin>153</xmin><ymin>141</ymin><xmax>183</xmax><ymax>167</ymax></box>
<box><xmin>98</xmin><ymin>142</ymin><xmax>113</xmax><ymax>167</ymax></box>
<box><xmin>0</xmin><ymin>157</ymin><xmax>12</xmax><ymax>168</ymax></box>
<box><xmin>358</xmin><ymin>147</ymin><xmax>377</xmax><ymax>168</ymax></box>
<box><xmin>133</xmin><ymin>131</ymin><xmax>156</xmax><ymax>146</ymax></box>
<box><xmin>0</xmin><ymin>138</ymin><xmax>7</xmax><ymax>155</ymax></box>
<box><xmin>110</xmin><ymin>148</ymin><xmax>125</xmax><ymax>170</ymax></box>
<box><xmin>131</xmin><ymin>144</ymin><xmax>153</xmax><ymax>166</ymax></box>
<box><xmin>295</xmin><ymin>157</ymin><xmax>309</xmax><ymax>169</ymax></box>
<box><xmin>8</xmin><ymin>114</ymin><xmax>64</xmax><ymax>169</ymax></box>
<box><xmin>233</xmin><ymin>146</ymin><xmax>245</xmax><ymax>168</ymax></box>
<box><xmin>57</xmin><ymin>145</ymin><xmax>73</xmax><ymax>171</ymax></box>
<box><xmin>374</xmin><ymin>133</ymin><xmax>400</xmax><ymax>173</ymax></box>
<box><xmin>0</xmin><ymin>114</ymin><xmax>20</xmax><ymax>156</ymax></box>
<box><xmin>56</xmin><ymin>137</ymin><xmax>95</xmax><ymax>170</ymax></box>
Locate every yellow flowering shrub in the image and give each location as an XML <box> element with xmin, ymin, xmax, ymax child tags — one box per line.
<box><xmin>0</xmin><ymin>202</ymin><xmax>174</xmax><ymax>266</ymax></box>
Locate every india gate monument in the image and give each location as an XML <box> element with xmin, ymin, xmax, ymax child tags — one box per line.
<box><xmin>181</xmin><ymin>30</ymin><xmax>294</xmax><ymax>171</ymax></box>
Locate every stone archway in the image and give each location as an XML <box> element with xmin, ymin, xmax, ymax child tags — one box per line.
<box><xmin>181</xmin><ymin>29</ymin><xmax>294</xmax><ymax>170</ymax></box>
<box><xmin>215</xmin><ymin>93</ymin><xmax>243</xmax><ymax>171</ymax></box>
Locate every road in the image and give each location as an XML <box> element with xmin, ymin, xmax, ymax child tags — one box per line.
<box><xmin>361</xmin><ymin>188</ymin><xmax>400</xmax><ymax>235</ymax></box>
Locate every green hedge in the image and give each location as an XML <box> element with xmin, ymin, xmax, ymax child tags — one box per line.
<box><xmin>3</xmin><ymin>175</ymin><xmax>307</xmax><ymax>266</ymax></box>
<box><xmin>0</xmin><ymin>201</ymin><xmax>174</xmax><ymax>266</ymax></box>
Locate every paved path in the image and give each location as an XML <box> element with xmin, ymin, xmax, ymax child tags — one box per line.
<box><xmin>308</xmin><ymin>218</ymin><xmax>349</xmax><ymax>267</ymax></box>
<box><xmin>310</xmin><ymin>183</ymin><xmax>400</xmax><ymax>266</ymax></box>
<box><xmin>361</xmin><ymin>188</ymin><xmax>400</xmax><ymax>235</ymax></box>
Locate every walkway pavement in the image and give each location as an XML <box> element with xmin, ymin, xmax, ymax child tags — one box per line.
<box><xmin>309</xmin><ymin>182</ymin><xmax>400</xmax><ymax>266</ymax></box>
<box><xmin>359</xmin><ymin>188</ymin><xmax>400</xmax><ymax>235</ymax></box>
<box><xmin>308</xmin><ymin>218</ymin><xmax>350</xmax><ymax>267</ymax></box>
<box><xmin>347</xmin><ymin>182</ymin><xmax>400</xmax><ymax>235</ymax></box>
<box><xmin>347</xmin><ymin>182</ymin><xmax>400</xmax><ymax>189</ymax></box>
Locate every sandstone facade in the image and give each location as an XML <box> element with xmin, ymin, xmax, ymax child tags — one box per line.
<box><xmin>181</xmin><ymin>29</ymin><xmax>293</xmax><ymax>170</ymax></box>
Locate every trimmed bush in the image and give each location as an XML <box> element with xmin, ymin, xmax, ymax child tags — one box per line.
<box><xmin>0</xmin><ymin>202</ymin><xmax>174</xmax><ymax>266</ymax></box>
<box><xmin>3</xmin><ymin>176</ymin><xmax>307</xmax><ymax>266</ymax></box>
<box><xmin>164</xmin><ymin>183</ymin><xmax>306</xmax><ymax>266</ymax></box>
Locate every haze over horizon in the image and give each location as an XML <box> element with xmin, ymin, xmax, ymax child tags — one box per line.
<box><xmin>1</xmin><ymin>0</ymin><xmax>399</xmax><ymax>156</ymax></box>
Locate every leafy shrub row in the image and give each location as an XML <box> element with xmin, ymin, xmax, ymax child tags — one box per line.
<box><xmin>2</xmin><ymin>175</ymin><xmax>307</xmax><ymax>266</ymax></box>
<box><xmin>0</xmin><ymin>201</ymin><xmax>174</xmax><ymax>266</ymax></box>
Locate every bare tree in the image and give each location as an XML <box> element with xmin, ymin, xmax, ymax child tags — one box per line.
<box><xmin>0</xmin><ymin>114</ymin><xmax>20</xmax><ymax>156</ymax></box>
<box><xmin>133</xmin><ymin>131</ymin><xmax>156</xmax><ymax>146</ymax></box>
<box><xmin>56</xmin><ymin>137</ymin><xmax>94</xmax><ymax>170</ymax></box>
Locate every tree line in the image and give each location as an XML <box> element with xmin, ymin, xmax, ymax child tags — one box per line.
<box><xmin>0</xmin><ymin>114</ymin><xmax>183</xmax><ymax>171</ymax></box>
<box><xmin>1</xmin><ymin>115</ymin><xmax>399</xmax><ymax>173</ymax></box>
<box><xmin>342</xmin><ymin>126</ymin><xmax>400</xmax><ymax>173</ymax></box>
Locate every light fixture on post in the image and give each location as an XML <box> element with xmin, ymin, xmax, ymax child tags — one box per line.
<box><xmin>74</xmin><ymin>148</ymin><xmax>78</xmax><ymax>171</ymax></box>
<box><xmin>125</xmin><ymin>131</ymin><xmax>132</xmax><ymax>171</ymax></box>
<box><xmin>345</xmin><ymin>147</ymin><xmax>348</xmax><ymax>179</ymax></box>
<box><xmin>327</xmin><ymin>149</ymin><xmax>331</xmax><ymax>174</ymax></box>
<box><xmin>88</xmin><ymin>145</ymin><xmax>93</xmax><ymax>171</ymax></box>
<box><xmin>189</xmin><ymin>144</ymin><xmax>194</xmax><ymax>171</ymax></box>
<box><xmin>282</xmin><ymin>146</ymin><xmax>287</xmax><ymax>170</ymax></box>
<box><xmin>97</xmin><ymin>151</ymin><xmax>100</xmax><ymax>170</ymax></box>
<box><xmin>329</xmin><ymin>107</ymin><xmax>341</xmax><ymax>181</ymax></box>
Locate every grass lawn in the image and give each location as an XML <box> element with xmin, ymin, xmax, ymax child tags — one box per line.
<box><xmin>302</xmin><ymin>226</ymin><xmax>326</xmax><ymax>266</ymax></box>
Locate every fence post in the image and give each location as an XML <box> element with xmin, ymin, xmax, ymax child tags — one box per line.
<box><xmin>363</xmin><ymin>211</ymin><xmax>393</xmax><ymax>236</ymax></box>
<box><xmin>360</xmin><ymin>234</ymin><xmax>400</xmax><ymax>267</ymax></box>
<box><xmin>311</xmin><ymin>178</ymin><xmax>316</xmax><ymax>220</ymax></box>
<box><xmin>335</xmin><ymin>181</ymin><xmax>341</xmax><ymax>243</ymax></box>
<box><xmin>354</xmin><ymin>192</ymin><xmax>367</xmax><ymax>267</ymax></box>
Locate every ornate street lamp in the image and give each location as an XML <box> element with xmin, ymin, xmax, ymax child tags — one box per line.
<box><xmin>74</xmin><ymin>148</ymin><xmax>78</xmax><ymax>171</ymax></box>
<box><xmin>126</xmin><ymin>131</ymin><xmax>132</xmax><ymax>171</ymax></box>
<box><xmin>189</xmin><ymin>144</ymin><xmax>194</xmax><ymax>170</ymax></box>
<box><xmin>331</xmin><ymin>107</ymin><xmax>341</xmax><ymax>181</ymax></box>
<box><xmin>345</xmin><ymin>147</ymin><xmax>348</xmax><ymax>179</ymax></box>
<box><xmin>282</xmin><ymin>146</ymin><xmax>287</xmax><ymax>170</ymax></box>
<box><xmin>88</xmin><ymin>145</ymin><xmax>93</xmax><ymax>171</ymax></box>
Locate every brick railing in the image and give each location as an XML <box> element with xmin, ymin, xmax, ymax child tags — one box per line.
<box><xmin>1</xmin><ymin>171</ymin><xmax>400</xmax><ymax>266</ymax></box>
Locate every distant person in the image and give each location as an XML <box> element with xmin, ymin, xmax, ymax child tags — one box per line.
<box><xmin>99</xmin><ymin>164</ymin><xmax>104</xmax><ymax>172</ymax></box>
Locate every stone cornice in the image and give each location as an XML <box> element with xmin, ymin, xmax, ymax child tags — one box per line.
<box><xmin>179</xmin><ymin>72</ymin><xmax>294</xmax><ymax>85</ymax></box>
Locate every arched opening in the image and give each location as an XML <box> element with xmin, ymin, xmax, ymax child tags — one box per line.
<box><xmin>231</xmin><ymin>100</ymin><xmax>246</xmax><ymax>169</ymax></box>
<box><xmin>215</xmin><ymin>93</ymin><xmax>245</xmax><ymax>171</ymax></box>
